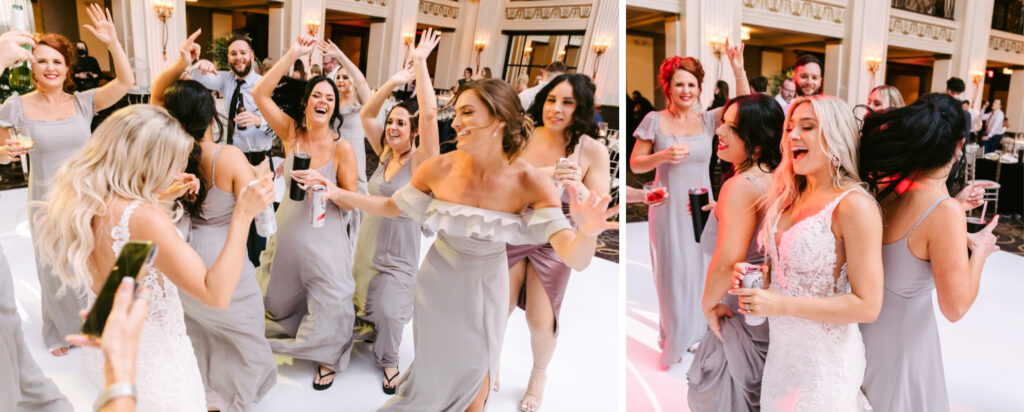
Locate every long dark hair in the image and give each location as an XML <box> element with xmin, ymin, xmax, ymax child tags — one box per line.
<box><xmin>720</xmin><ymin>93</ymin><xmax>784</xmax><ymax>174</ymax></box>
<box><xmin>299</xmin><ymin>75</ymin><xmax>342</xmax><ymax>140</ymax></box>
<box><xmin>162</xmin><ymin>80</ymin><xmax>225</xmax><ymax>217</ymax></box>
<box><xmin>379</xmin><ymin>99</ymin><xmax>420</xmax><ymax>155</ymax></box>
<box><xmin>527</xmin><ymin>74</ymin><xmax>597</xmax><ymax>157</ymax></box>
<box><xmin>859</xmin><ymin>93</ymin><xmax>968</xmax><ymax>200</ymax></box>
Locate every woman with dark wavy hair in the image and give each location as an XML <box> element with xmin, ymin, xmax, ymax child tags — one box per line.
<box><xmin>252</xmin><ymin>34</ymin><xmax>360</xmax><ymax>391</ymax></box>
<box><xmin>686</xmin><ymin>93</ymin><xmax>783</xmax><ymax>411</ymax></box>
<box><xmin>858</xmin><ymin>93</ymin><xmax>999</xmax><ymax>411</ymax></box>
<box><xmin>149</xmin><ymin>31</ymin><xmax>277</xmax><ymax>411</ymax></box>
<box><xmin>323</xmin><ymin>78</ymin><xmax>616</xmax><ymax>411</ymax></box>
<box><xmin>495</xmin><ymin>73</ymin><xmax>610</xmax><ymax>411</ymax></box>
<box><xmin>0</xmin><ymin>4</ymin><xmax>134</xmax><ymax>357</ymax></box>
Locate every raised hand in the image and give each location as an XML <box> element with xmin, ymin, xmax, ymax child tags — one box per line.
<box><xmin>0</xmin><ymin>30</ymin><xmax>35</xmax><ymax>70</ymax></box>
<box><xmin>82</xmin><ymin>3</ymin><xmax>118</xmax><ymax>46</ymax></box>
<box><xmin>289</xmin><ymin>35</ymin><xmax>317</xmax><ymax>57</ymax></box>
<box><xmin>179</xmin><ymin>29</ymin><xmax>202</xmax><ymax>66</ymax></box>
<box><xmin>388</xmin><ymin>61</ymin><xmax>415</xmax><ymax>85</ymax></box>
<box><xmin>411</xmin><ymin>28</ymin><xmax>441</xmax><ymax>61</ymax></box>
<box><xmin>566</xmin><ymin>184</ymin><xmax>617</xmax><ymax>236</ymax></box>
<box><xmin>955</xmin><ymin>181</ymin><xmax>996</xmax><ymax>211</ymax></box>
<box><xmin>726</xmin><ymin>37</ymin><xmax>745</xmax><ymax>76</ymax></box>
<box><xmin>317</xmin><ymin>39</ymin><xmax>344</xmax><ymax>61</ymax></box>
<box><xmin>162</xmin><ymin>172</ymin><xmax>200</xmax><ymax>200</ymax></box>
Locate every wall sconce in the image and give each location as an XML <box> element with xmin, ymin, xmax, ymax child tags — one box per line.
<box><xmin>557</xmin><ymin>49</ymin><xmax>566</xmax><ymax>61</ymax></box>
<box><xmin>1003</xmin><ymin>67</ymin><xmax>1013</xmax><ymax>75</ymax></box>
<box><xmin>154</xmin><ymin>0</ymin><xmax>174</xmax><ymax>60</ymax></box>
<box><xmin>403</xmin><ymin>32</ymin><xmax>415</xmax><ymax>47</ymax></box>
<box><xmin>741</xmin><ymin>26</ymin><xmax>751</xmax><ymax>41</ymax></box>
<box><xmin>866</xmin><ymin>55</ymin><xmax>882</xmax><ymax>74</ymax></box>
<box><xmin>709</xmin><ymin>36</ymin><xmax>726</xmax><ymax>59</ymax></box>
<box><xmin>473</xmin><ymin>38</ymin><xmax>487</xmax><ymax>73</ymax></box>
<box><xmin>306</xmin><ymin>19</ymin><xmax>321</xmax><ymax>36</ymax></box>
<box><xmin>591</xmin><ymin>39</ymin><xmax>610</xmax><ymax>79</ymax></box>
<box><xmin>972</xmin><ymin>70</ymin><xmax>985</xmax><ymax>84</ymax></box>
<box><xmin>523</xmin><ymin>46</ymin><xmax>532</xmax><ymax>56</ymax></box>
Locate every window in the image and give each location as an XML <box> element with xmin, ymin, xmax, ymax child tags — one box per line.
<box><xmin>503</xmin><ymin>32</ymin><xmax>585</xmax><ymax>89</ymax></box>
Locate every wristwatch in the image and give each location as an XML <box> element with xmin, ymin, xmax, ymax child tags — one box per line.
<box><xmin>93</xmin><ymin>382</ymin><xmax>136</xmax><ymax>412</ymax></box>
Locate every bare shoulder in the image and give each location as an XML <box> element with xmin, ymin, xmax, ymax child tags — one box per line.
<box><xmin>581</xmin><ymin>135</ymin><xmax>609</xmax><ymax>156</ymax></box>
<box><xmin>128</xmin><ymin>203</ymin><xmax>177</xmax><ymax>237</ymax></box>
<box><xmin>719</xmin><ymin>174</ymin><xmax>762</xmax><ymax>207</ymax></box>
<box><xmin>923</xmin><ymin>197</ymin><xmax>966</xmax><ymax>226</ymax></box>
<box><xmin>333</xmin><ymin>137</ymin><xmax>355</xmax><ymax>155</ymax></box>
<box><xmin>411</xmin><ymin>151</ymin><xmax>455</xmax><ymax>183</ymax></box>
<box><xmin>835</xmin><ymin>188</ymin><xmax>881</xmax><ymax>228</ymax></box>
<box><xmin>217</xmin><ymin>144</ymin><xmax>249</xmax><ymax>166</ymax></box>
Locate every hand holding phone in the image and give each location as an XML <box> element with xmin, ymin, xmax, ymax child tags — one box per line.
<box><xmin>80</xmin><ymin>241</ymin><xmax>157</xmax><ymax>338</ymax></box>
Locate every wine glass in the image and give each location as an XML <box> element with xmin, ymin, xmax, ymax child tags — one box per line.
<box><xmin>643</xmin><ymin>181</ymin><xmax>668</xmax><ymax>207</ymax></box>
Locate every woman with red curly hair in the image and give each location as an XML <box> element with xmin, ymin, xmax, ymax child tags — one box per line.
<box><xmin>629</xmin><ymin>41</ymin><xmax>750</xmax><ymax>367</ymax></box>
<box><xmin>0</xmin><ymin>4</ymin><xmax>135</xmax><ymax>357</ymax></box>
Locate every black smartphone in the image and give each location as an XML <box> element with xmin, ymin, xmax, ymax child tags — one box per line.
<box><xmin>80</xmin><ymin>241</ymin><xmax>157</xmax><ymax>338</ymax></box>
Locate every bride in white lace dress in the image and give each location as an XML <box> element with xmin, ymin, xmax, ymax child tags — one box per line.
<box><xmin>730</xmin><ymin>96</ymin><xmax>884</xmax><ymax>411</ymax></box>
<box><xmin>32</xmin><ymin>105</ymin><xmax>275</xmax><ymax>411</ymax></box>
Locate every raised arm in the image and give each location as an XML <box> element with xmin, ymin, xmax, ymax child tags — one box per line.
<box><xmin>253</xmin><ymin>35</ymin><xmax>316</xmax><ymax>142</ymax></box>
<box><xmin>319</xmin><ymin>40</ymin><xmax>371</xmax><ymax>105</ymax></box>
<box><xmin>410</xmin><ymin>28</ymin><xmax>441</xmax><ymax>171</ymax></box>
<box><xmin>0</xmin><ymin>30</ymin><xmax>34</xmax><ymax>165</ymax></box>
<box><xmin>135</xmin><ymin>176</ymin><xmax>274</xmax><ymax>308</ymax></box>
<box><xmin>150</xmin><ymin>30</ymin><xmax>202</xmax><ymax>107</ymax></box>
<box><xmin>360</xmin><ymin>64</ymin><xmax>414</xmax><ymax>156</ymax></box>
<box><xmin>726</xmin><ymin>38</ymin><xmax>750</xmax><ymax>97</ymax></box>
<box><xmin>82</xmin><ymin>4</ymin><xmax>135</xmax><ymax>111</ymax></box>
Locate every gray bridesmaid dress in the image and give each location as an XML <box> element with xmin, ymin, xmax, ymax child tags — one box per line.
<box><xmin>256</xmin><ymin>142</ymin><xmax>356</xmax><ymax>372</ymax></box>
<box><xmin>634</xmin><ymin>109</ymin><xmax>719</xmax><ymax>366</ymax></box>
<box><xmin>379</xmin><ymin>184</ymin><xmax>571</xmax><ymax>412</ymax></box>
<box><xmin>860</xmin><ymin>196</ymin><xmax>950</xmax><ymax>412</ymax></box>
<box><xmin>687</xmin><ymin>175</ymin><xmax>770</xmax><ymax>411</ymax></box>
<box><xmin>178</xmin><ymin>146</ymin><xmax>277</xmax><ymax>411</ymax></box>
<box><xmin>352</xmin><ymin>152</ymin><xmax>420</xmax><ymax>368</ymax></box>
<box><xmin>0</xmin><ymin>242</ymin><xmax>72</xmax><ymax>411</ymax></box>
<box><xmin>337</xmin><ymin>106</ymin><xmax>366</xmax><ymax>249</ymax></box>
<box><xmin>0</xmin><ymin>91</ymin><xmax>95</xmax><ymax>351</ymax></box>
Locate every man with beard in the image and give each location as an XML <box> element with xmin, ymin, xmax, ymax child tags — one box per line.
<box><xmin>793</xmin><ymin>54</ymin><xmax>823</xmax><ymax>96</ymax></box>
<box><xmin>191</xmin><ymin>34</ymin><xmax>273</xmax><ymax>266</ymax></box>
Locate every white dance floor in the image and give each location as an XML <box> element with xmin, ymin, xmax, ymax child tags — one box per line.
<box><xmin>1</xmin><ymin>187</ymin><xmax>619</xmax><ymax>411</ymax></box>
<box><xmin>625</xmin><ymin>221</ymin><xmax>1024</xmax><ymax>412</ymax></box>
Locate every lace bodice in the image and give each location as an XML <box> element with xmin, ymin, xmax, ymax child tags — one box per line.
<box><xmin>760</xmin><ymin>188</ymin><xmax>869</xmax><ymax>411</ymax></box>
<box><xmin>83</xmin><ymin>201</ymin><xmax>206</xmax><ymax>411</ymax></box>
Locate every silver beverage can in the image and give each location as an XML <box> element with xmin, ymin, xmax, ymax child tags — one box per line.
<box><xmin>741</xmin><ymin>265</ymin><xmax>766</xmax><ymax>326</ymax></box>
<box><xmin>255</xmin><ymin>205</ymin><xmax>276</xmax><ymax>237</ymax></box>
<box><xmin>309</xmin><ymin>184</ymin><xmax>327</xmax><ymax>228</ymax></box>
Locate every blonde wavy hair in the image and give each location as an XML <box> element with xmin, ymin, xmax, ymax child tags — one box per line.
<box><xmin>870</xmin><ymin>85</ymin><xmax>905</xmax><ymax>110</ymax></box>
<box><xmin>758</xmin><ymin>95</ymin><xmax>862</xmax><ymax>250</ymax></box>
<box><xmin>33</xmin><ymin>105</ymin><xmax>192</xmax><ymax>296</ymax></box>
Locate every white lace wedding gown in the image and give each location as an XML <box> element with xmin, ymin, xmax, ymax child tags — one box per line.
<box><xmin>761</xmin><ymin>188</ymin><xmax>867</xmax><ymax>411</ymax></box>
<box><xmin>82</xmin><ymin>201</ymin><xmax>207</xmax><ymax>411</ymax></box>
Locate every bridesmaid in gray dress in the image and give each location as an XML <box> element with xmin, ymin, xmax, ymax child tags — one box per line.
<box><xmin>328</xmin><ymin>79</ymin><xmax>616</xmax><ymax>412</ymax></box>
<box><xmin>253</xmin><ymin>35</ymin><xmax>360</xmax><ymax>391</ymax></box>
<box><xmin>0</xmin><ymin>242</ymin><xmax>72</xmax><ymax>412</ymax></box>
<box><xmin>0</xmin><ymin>36</ymin><xmax>68</xmax><ymax>409</ymax></box>
<box><xmin>858</xmin><ymin>94</ymin><xmax>1000</xmax><ymax>411</ymax></box>
<box><xmin>686</xmin><ymin>94</ymin><xmax>783</xmax><ymax>411</ymax></box>
<box><xmin>0</xmin><ymin>8</ymin><xmax>134</xmax><ymax>356</ymax></box>
<box><xmin>629</xmin><ymin>47</ymin><xmax>749</xmax><ymax>366</ymax></box>
<box><xmin>150</xmin><ymin>40</ymin><xmax>278</xmax><ymax>411</ymax></box>
<box><xmin>323</xmin><ymin>40</ymin><xmax>372</xmax><ymax>247</ymax></box>
<box><xmin>350</xmin><ymin>30</ymin><xmax>441</xmax><ymax>394</ymax></box>
<box><xmin>503</xmin><ymin>73</ymin><xmax>610</xmax><ymax>412</ymax></box>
